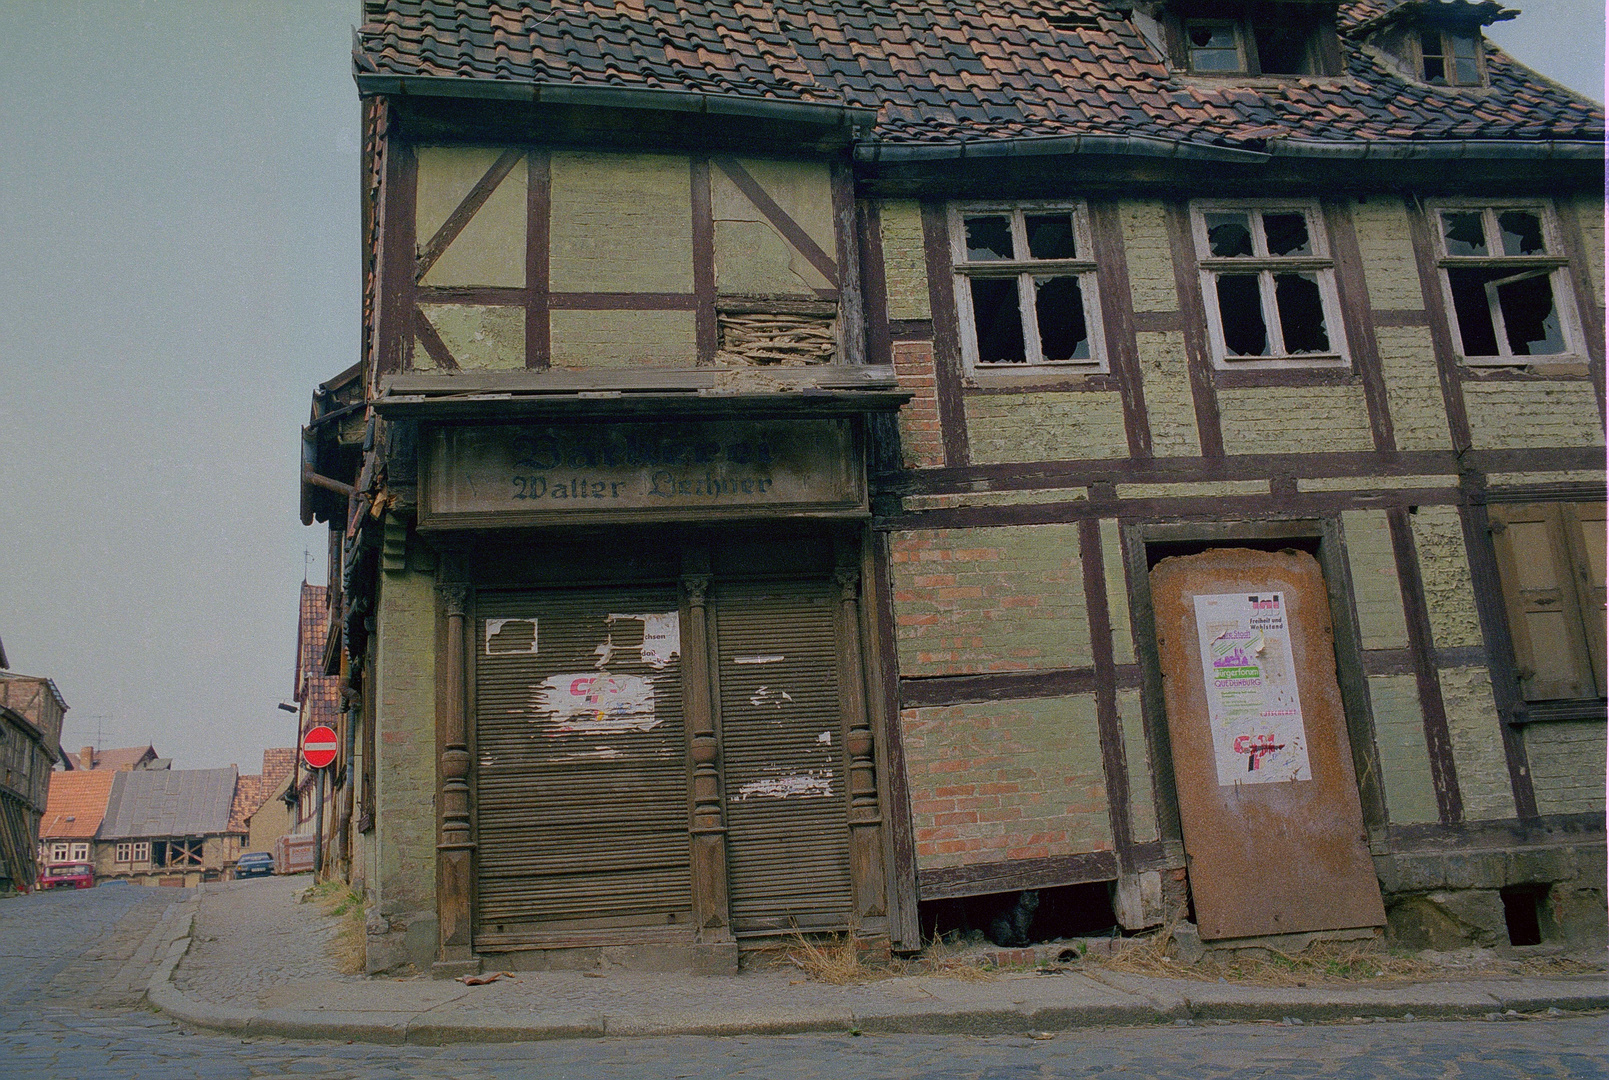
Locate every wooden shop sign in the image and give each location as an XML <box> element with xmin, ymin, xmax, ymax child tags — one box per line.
<box><xmin>420</xmin><ymin>419</ymin><xmax>866</xmax><ymax>526</ymax></box>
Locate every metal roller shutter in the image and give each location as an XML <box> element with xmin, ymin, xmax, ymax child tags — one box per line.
<box><xmin>474</xmin><ymin>588</ymin><xmax>692</xmax><ymax>945</ymax></box>
<box><xmin>715</xmin><ymin>581</ymin><xmax>854</xmax><ymax>934</ymax></box>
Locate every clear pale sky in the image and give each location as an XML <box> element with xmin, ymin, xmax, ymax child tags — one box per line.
<box><xmin>0</xmin><ymin>1</ymin><xmax>1601</xmax><ymax>773</ymax></box>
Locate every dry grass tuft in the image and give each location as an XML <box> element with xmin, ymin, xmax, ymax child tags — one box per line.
<box><xmin>1097</xmin><ymin>929</ymin><xmax>1596</xmax><ymax>986</ymax></box>
<box><xmin>304</xmin><ymin>880</ymin><xmax>368</xmax><ymax>975</ymax></box>
<box><xmin>779</xmin><ymin>933</ymin><xmax>1000</xmax><ymax>985</ymax></box>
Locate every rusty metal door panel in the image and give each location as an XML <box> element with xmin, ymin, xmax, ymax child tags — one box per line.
<box><xmin>474</xmin><ymin>588</ymin><xmax>692</xmax><ymax>945</ymax></box>
<box><xmin>1149</xmin><ymin>548</ymin><xmax>1385</xmax><ymax>941</ymax></box>
<box><xmin>714</xmin><ymin>582</ymin><xmax>855</xmax><ymax>934</ymax></box>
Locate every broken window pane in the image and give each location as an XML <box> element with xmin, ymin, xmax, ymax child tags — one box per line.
<box><xmin>1205</xmin><ymin>213</ymin><xmax>1255</xmax><ymax>257</ymax></box>
<box><xmin>1216</xmin><ymin>274</ymin><xmax>1268</xmax><ymax>355</ymax></box>
<box><xmin>1262</xmin><ymin>213</ymin><xmax>1311</xmax><ymax>256</ymax></box>
<box><xmin>970</xmin><ymin>277</ymin><xmax>1026</xmax><ymax>362</ymax></box>
<box><xmin>1035</xmin><ymin>275</ymin><xmax>1090</xmax><ymax>360</ymax></box>
<box><xmin>1498</xmin><ymin>211</ymin><xmax>1546</xmax><ymax>256</ymax></box>
<box><xmin>1187</xmin><ymin>22</ymin><xmax>1242</xmax><ymax>70</ymax></box>
<box><xmin>1025</xmin><ymin>214</ymin><xmax>1078</xmax><ymax>260</ymax></box>
<box><xmin>965</xmin><ymin>216</ymin><xmax>1014</xmax><ymax>261</ymax></box>
<box><xmin>1274</xmin><ymin>273</ymin><xmax>1330</xmax><ymax>353</ymax></box>
<box><xmin>1441</xmin><ymin>211</ymin><xmax>1488</xmax><ymax>256</ymax></box>
<box><xmin>1253</xmin><ymin>23</ymin><xmax>1312</xmax><ymax>75</ymax></box>
<box><xmin>1420</xmin><ymin>30</ymin><xmax>1446</xmax><ymax>82</ymax></box>
<box><xmin>1496</xmin><ymin>273</ymin><xmax>1566</xmax><ymax>355</ymax></box>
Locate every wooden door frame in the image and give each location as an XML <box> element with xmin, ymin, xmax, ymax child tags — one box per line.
<box><xmin>1121</xmin><ymin>516</ymin><xmax>1390</xmax><ymax>855</ymax></box>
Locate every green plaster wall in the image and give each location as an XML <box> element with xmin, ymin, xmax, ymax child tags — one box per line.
<box><xmin>416</xmin><ymin>304</ymin><xmax>525</xmax><ymax>370</ymax></box>
<box><xmin>549</xmin><ymin>309</ymin><xmax>698</xmax><ymax>368</ymax></box>
<box><xmin>1438</xmin><ymin>665</ymin><xmax>1515</xmax><ymax>821</ymax></box>
<box><xmin>1408</xmin><ymin>505</ymin><xmax>1483</xmax><ymax>651</ymax></box>
<box><xmin>374</xmin><ymin>567</ymin><xmax>438</xmax><ymax>919</ymax></box>
<box><xmin>879</xmin><ymin>200</ymin><xmax>929</xmax><ymax>321</ymax></box>
<box><xmin>1367</xmin><ymin>674</ymin><xmax>1439</xmax><ymax>825</ymax></box>
<box><xmin>1463</xmin><ymin>382</ymin><xmax>1606</xmax><ymax>450</ymax></box>
<box><xmin>415</xmin><ymin>146</ymin><xmax>527</xmax><ymax>289</ymax></box>
<box><xmin>1134</xmin><ymin>330</ymin><xmax>1202</xmax><ymax>457</ymax></box>
<box><xmin>1120</xmin><ymin>200</ymin><xmax>1177</xmax><ymax>313</ymax></box>
<box><xmin>549</xmin><ymin>151</ymin><xmax>693</xmax><ymax>293</ymax></box>
<box><xmin>712</xmin><ymin>158</ymin><xmax>834</xmax><ymax>294</ymax></box>
<box><xmin>900</xmin><ymin>694</ymin><xmax>1113</xmax><ymax>870</ymax></box>
<box><xmin>1100</xmin><ymin>518</ymin><xmax>1134</xmax><ymax>665</ymax></box>
<box><xmin>1374</xmin><ymin>325</ymin><xmax>1453</xmax><ymax>451</ymax></box>
<box><xmin>1116</xmin><ymin>688</ymin><xmax>1157</xmax><ymax>843</ymax></box>
<box><xmin>1343</xmin><ymin>509</ymin><xmax>1409</xmax><ymax>651</ymax></box>
<box><xmin>965</xmin><ymin>392</ymin><xmax>1129</xmax><ymax>463</ymax></box>
<box><xmin>1352</xmin><ymin>198</ymin><xmax>1424</xmax><ymax>311</ymax></box>
<box><xmin>1217</xmin><ymin>385</ymin><xmax>1375</xmax><ymax>455</ymax></box>
<box><xmin>1526</xmin><ymin>719</ymin><xmax>1608</xmax><ymax>817</ymax></box>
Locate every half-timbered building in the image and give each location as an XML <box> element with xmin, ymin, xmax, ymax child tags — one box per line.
<box><xmin>302</xmin><ymin>0</ymin><xmax>1605</xmax><ymax>975</ymax></box>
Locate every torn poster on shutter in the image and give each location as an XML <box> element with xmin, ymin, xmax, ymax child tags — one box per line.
<box><xmin>1192</xmin><ymin>592</ymin><xmax>1310</xmax><ymax>786</ymax></box>
<box><xmin>607</xmin><ymin>612</ymin><xmax>680</xmax><ymax>669</ymax></box>
<box><xmin>485</xmin><ymin>618</ymin><xmax>538</xmax><ymax>655</ymax></box>
<box><xmin>535</xmin><ymin>673</ymin><xmax>658</xmax><ymax>734</ymax></box>
<box><xmin>734</xmin><ymin>770</ymin><xmax>834</xmax><ymax>800</ymax></box>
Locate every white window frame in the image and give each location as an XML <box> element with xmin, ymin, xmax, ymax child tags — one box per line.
<box><xmin>115</xmin><ymin>842</ymin><xmax>132</xmax><ymax>863</ymax></box>
<box><xmin>48</xmin><ymin>841</ymin><xmax>70</xmax><ymax>863</ymax></box>
<box><xmin>1429</xmin><ymin>200</ymin><xmax>1584</xmax><ymax>366</ymax></box>
<box><xmin>133</xmin><ymin>841</ymin><xmax>150</xmax><ymax>863</ymax></box>
<box><xmin>950</xmin><ymin>202</ymin><xmax>1109</xmax><ymax>377</ymax></box>
<box><xmin>69</xmin><ymin>842</ymin><xmax>89</xmax><ymax>862</ymax></box>
<box><xmin>1191</xmin><ymin>201</ymin><xmax>1349</xmax><ymax>370</ymax></box>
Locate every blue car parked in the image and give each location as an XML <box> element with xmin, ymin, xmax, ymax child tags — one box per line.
<box><xmin>234</xmin><ymin>851</ymin><xmax>275</xmax><ymax>879</ymax></box>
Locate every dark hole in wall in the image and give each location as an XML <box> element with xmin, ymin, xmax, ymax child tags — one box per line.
<box><xmin>1500</xmin><ymin>884</ymin><xmax>1547</xmax><ymax>946</ymax></box>
<box><xmin>1253</xmin><ymin>23</ymin><xmax>1314</xmax><ymax>74</ymax></box>
<box><xmin>919</xmin><ymin>882</ymin><xmax>1120</xmax><ymax>946</ymax></box>
<box><xmin>1145</xmin><ymin>535</ymin><xmax>1322</xmax><ymax>571</ymax></box>
<box><xmin>970</xmin><ymin>277</ymin><xmax>1026</xmax><ymax>362</ymax></box>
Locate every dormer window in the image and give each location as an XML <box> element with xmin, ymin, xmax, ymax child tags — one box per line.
<box><xmin>1170</xmin><ymin>4</ymin><xmax>1341</xmax><ymax>77</ymax></box>
<box><xmin>1418</xmin><ymin>29</ymin><xmax>1482</xmax><ymax>85</ymax></box>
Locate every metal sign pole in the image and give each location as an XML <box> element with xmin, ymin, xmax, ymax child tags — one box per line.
<box><xmin>314</xmin><ymin>766</ymin><xmax>325</xmax><ymax>880</ymax></box>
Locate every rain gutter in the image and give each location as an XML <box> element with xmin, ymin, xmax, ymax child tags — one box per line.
<box><xmin>854</xmin><ymin>133</ymin><xmax>1271</xmax><ymax>164</ymax></box>
<box><xmin>353</xmin><ymin>72</ymin><xmax>878</xmax><ymax>131</ymax></box>
<box><xmin>1264</xmin><ymin>137</ymin><xmax>1604</xmax><ymax>160</ymax></box>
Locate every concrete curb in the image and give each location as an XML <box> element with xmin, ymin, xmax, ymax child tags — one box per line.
<box><xmin>144</xmin><ymin>912</ymin><xmax>1608</xmax><ymax>1045</ymax></box>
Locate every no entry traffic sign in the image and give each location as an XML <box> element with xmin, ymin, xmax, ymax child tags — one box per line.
<box><xmin>301</xmin><ymin>725</ymin><xmax>339</xmax><ymax>769</ymax></box>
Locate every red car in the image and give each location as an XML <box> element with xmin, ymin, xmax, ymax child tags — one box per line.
<box><xmin>38</xmin><ymin>862</ymin><xmax>95</xmax><ymax>890</ymax></box>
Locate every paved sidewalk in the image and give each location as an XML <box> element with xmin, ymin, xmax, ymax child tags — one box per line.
<box><xmin>146</xmin><ymin>876</ymin><xmax>1608</xmax><ymax>1046</ymax></box>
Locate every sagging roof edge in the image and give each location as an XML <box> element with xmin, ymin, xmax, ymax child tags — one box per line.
<box><xmin>354</xmin><ymin>73</ymin><xmax>1600</xmax><ymax>167</ymax></box>
<box><xmin>353</xmin><ymin>72</ymin><xmax>879</xmax><ymax>130</ymax></box>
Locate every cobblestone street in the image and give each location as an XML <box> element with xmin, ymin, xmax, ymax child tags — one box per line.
<box><xmin>0</xmin><ymin>881</ymin><xmax>1604</xmax><ymax>1078</ymax></box>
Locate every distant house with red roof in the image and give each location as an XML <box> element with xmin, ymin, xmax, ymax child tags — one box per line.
<box><xmin>231</xmin><ymin>747</ymin><xmax>298</xmax><ymax>854</ymax></box>
<box><xmin>37</xmin><ymin>769</ymin><xmax>114</xmax><ymax>870</ymax></box>
<box><xmin>74</xmin><ymin>744</ymin><xmax>166</xmax><ymax>772</ymax></box>
<box><xmin>291</xmin><ymin>583</ymin><xmax>343</xmax><ymax>840</ymax></box>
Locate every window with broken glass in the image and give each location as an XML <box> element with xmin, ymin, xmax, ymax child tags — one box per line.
<box><xmin>1417</xmin><ymin>29</ymin><xmax>1483</xmax><ymax>86</ymax></box>
<box><xmin>951</xmin><ymin>204</ymin><xmax>1107</xmax><ymax>375</ymax></box>
<box><xmin>1192</xmin><ymin>203</ymin><xmax>1346</xmax><ymax>368</ymax></box>
<box><xmin>1432</xmin><ymin>203</ymin><xmax>1580</xmax><ymax>364</ymax></box>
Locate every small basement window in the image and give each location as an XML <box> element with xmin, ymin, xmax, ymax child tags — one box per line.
<box><xmin>1433</xmin><ymin>203</ymin><xmax>1581</xmax><ymax>364</ymax></box>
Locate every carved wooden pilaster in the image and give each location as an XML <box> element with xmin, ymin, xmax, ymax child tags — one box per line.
<box><xmin>835</xmin><ymin>564</ymin><xmax>887</xmax><ymax>921</ymax></box>
<box><xmin>436</xmin><ymin>582</ymin><xmax>475</xmax><ymax>961</ymax></box>
<box><xmin>681</xmin><ymin>571</ymin><xmax>732</xmax><ymax>939</ymax></box>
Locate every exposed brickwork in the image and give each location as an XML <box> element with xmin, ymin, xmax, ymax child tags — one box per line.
<box><xmin>892</xmin><ymin>339</ymin><xmax>945</xmax><ymax>468</ymax></box>
<box><xmin>900</xmin><ymin>694</ymin><xmax>1112</xmax><ymax>869</ymax></box>
<box><xmin>891</xmin><ymin>525</ymin><xmax>1089</xmax><ymax>676</ymax></box>
<box><xmin>549</xmin><ymin>151</ymin><xmax>693</xmax><ymax>292</ymax></box>
<box><xmin>1526</xmin><ymin>719</ymin><xmax>1608</xmax><ymax>817</ymax></box>
<box><xmin>1374</xmin><ymin>325</ymin><xmax>1453</xmax><ymax>452</ymax></box>
<box><xmin>1463</xmin><ymin>382</ymin><xmax>1606</xmax><ymax>450</ymax></box>
<box><xmin>1409</xmin><ymin>505</ymin><xmax>1483</xmax><ymax>650</ymax></box>
<box><xmin>1352</xmin><ymin>198</ymin><xmax>1425</xmax><ymax>311</ymax></box>
<box><xmin>880</xmin><ymin>200</ymin><xmax>930</xmax><ymax>322</ymax></box>
<box><xmin>1134</xmin><ymin>330</ymin><xmax>1201</xmax><ymax>457</ymax></box>
<box><xmin>375</xmin><ymin>568</ymin><xmax>438</xmax><ymax>919</ymax></box>
<box><xmin>1121</xmin><ymin>201</ymin><xmax>1177</xmax><ymax>314</ymax></box>
<box><xmin>1438</xmin><ymin>665</ymin><xmax>1515</xmax><ymax>821</ymax></box>
<box><xmin>964</xmin><ymin>392</ymin><xmax>1129</xmax><ymax>464</ymax></box>
<box><xmin>1367</xmin><ymin>673</ymin><xmax>1438</xmax><ymax>825</ymax></box>
<box><xmin>1342</xmin><ymin>509</ymin><xmax>1409</xmax><ymax>651</ymax></box>
<box><xmin>1116</xmin><ymin>688</ymin><xmax>1157</xmax><ymax>843</ymax></box>
<box><xmin>1217</xmin><ymin>385</ymin><xmax>1375</xmax><ymax>454</ymax></box>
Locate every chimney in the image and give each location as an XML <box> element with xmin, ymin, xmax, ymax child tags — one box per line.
<box><xmin>79</xmin><ymin>746</ymin><xmax>95</xmax><ymax>770</ymax></box>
